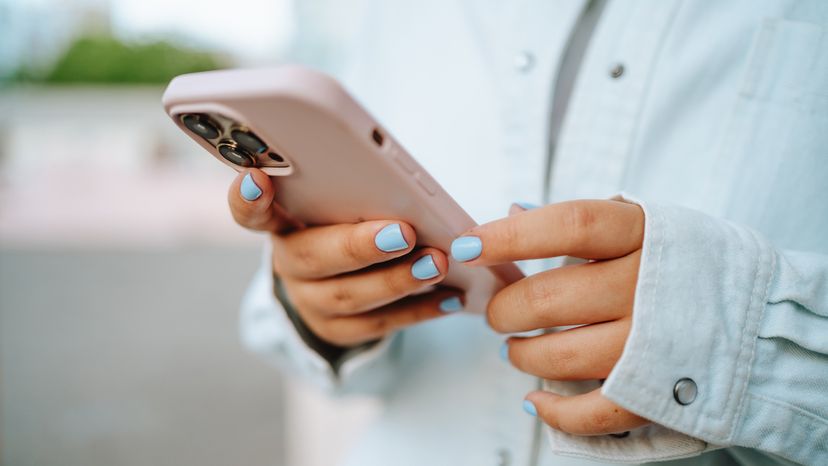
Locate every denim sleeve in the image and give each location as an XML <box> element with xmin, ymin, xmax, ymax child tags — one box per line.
<box><xmin>239</xmin><ymin>246</ymin><xmax>401</xmax><ymax>396</ymax></box>
<box><xmin>600</xmin><ymin>197</ymin><xmax>828</xmax><ymax>466</ymax></box>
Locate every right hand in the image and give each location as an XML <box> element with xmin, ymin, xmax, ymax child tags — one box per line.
<box><xmin>228</xmin><ymin>169</ymin><xmax>462</xmax><ymax>347</ymax></box>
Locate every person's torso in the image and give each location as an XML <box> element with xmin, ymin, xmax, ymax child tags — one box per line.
<box><xmin>294</xmin><ymin>1</ymin><xmax>828</xmax><ymax>464</ymax></box>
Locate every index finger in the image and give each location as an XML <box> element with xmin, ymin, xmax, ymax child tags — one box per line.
<box><xmin>450</xmin><ymin>200</ymin><xmax>644</xmax><ymax>265</ymax></box>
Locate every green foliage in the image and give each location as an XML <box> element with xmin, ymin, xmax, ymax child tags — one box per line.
<box><xmin>20</xmin><ymin>35</ymin><xmax>227</xmax><ymax>84</ymax></box>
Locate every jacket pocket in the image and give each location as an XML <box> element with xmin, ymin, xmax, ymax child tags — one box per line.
<box><xmin>710</xmin><ymin>18</ymin><xmax>828</xmax><ymax>243</ymax></box>
<box><xmin>740</xmin><ymin>18</ymin><xmax>827</xmax><ymax>106</ymax></box>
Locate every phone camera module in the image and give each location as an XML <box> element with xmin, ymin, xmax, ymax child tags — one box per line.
<box><xmin>231</xmin><ymin>129</ymin><xmax>268</xmax><ymax>154</ymax></box>
<box><xmin>268</xmin><ymin>152</ymin><xmax>285</xmax><ymax>163</ymax></box>
<box><xmin>181</xmin><ymin>114</ymin><xmax>220</xmax><ymax>140</ymax></box>
<box><xmin>218</xmin><ymin>142</ymin><xmax>256</xmax><ymax>167</ymax></box>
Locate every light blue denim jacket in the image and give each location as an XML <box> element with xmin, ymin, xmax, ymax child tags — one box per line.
<box><xmin>241</xmin><ymin>1</ymin><xmax>828</xmax><ymax>465</ymax></box>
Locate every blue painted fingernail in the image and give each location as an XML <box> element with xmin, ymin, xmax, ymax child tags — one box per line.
<box><xmin>523</xmin><ymin>400</ymin><xmax>538</xmax><ymax>417</ymax></box>
<box><xmin>516</xmin><ymin>201</ymin><xmax>540</xmax><ymax>210</ymax></box>
<box><xmin>411</xmin><ymin>255</ymin><xmax>439</xmax><ymax>280</ymax></box>
<box><xmin>240</xmin><ymin>173</ymin><xmax>262</xmax><ymax>201</ymax></box>
<box><xmin>439</xmin><ymin>296</ymin><xmax>462</xmax><ymax>313</ymax></box>
<box><xmin>451</xmin><ymin>236</ymin><xmax>482</xmax><ymax>262</ymax></box>
<box><xmin>374</xmin><ymin>224</ymin><xmax>408</xmax><ymax>252</ymax></box>
<box><xmin>500</xmin><ymin>342</ymin><xmax>510</xmax><ymax>361</ymax></box>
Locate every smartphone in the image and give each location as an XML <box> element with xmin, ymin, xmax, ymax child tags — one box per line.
<box><xmin>162</xmin><ymin>65</ymin><xmax>523</xmax><ymax>313</ymax></box>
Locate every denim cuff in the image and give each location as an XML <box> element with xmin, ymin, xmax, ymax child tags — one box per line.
<box><xmin>603</xmin><ymin>195</ymin><xmax>774</xmax><ymax>446</ymax></box>
<box><xmin>542</xmin><ymin>194</ymin><xmax>776</xmax><ymax>462</ymax></box>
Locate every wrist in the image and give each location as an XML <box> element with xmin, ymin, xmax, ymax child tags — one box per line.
<box><xmin>272</xmin><ymin>272</ymin><xmax>378</xmax><ymax>373</ymax></box>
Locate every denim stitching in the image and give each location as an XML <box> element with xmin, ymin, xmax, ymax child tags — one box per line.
<box><xmin>729</xmin><ymin>228</ymin><xmax>775</xmax><ymax>440</ymax></box>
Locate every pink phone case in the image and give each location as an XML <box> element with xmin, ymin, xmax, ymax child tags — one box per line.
<box><xmin>162</xmin><ymin>65</ymin><xmax>523</xmax><ymax>313</ymax></box>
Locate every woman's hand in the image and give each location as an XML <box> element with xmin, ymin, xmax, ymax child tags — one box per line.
<box><xmin>229</xmin><ymin>169</ymin><xmax>461</xmax><ymax>347</ymax></box>
<box><xmin>452</xmin><ymin>200</ymin><xmax>650</xmax><ymax>435</ymax></box>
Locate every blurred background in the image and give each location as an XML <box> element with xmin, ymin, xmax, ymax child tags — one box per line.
<box><xmin>0</xmin><ymin>0</ymin><xmax>378</xmax><ymax>464</ymax></box>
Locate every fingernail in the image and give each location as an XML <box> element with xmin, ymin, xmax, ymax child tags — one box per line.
<box><xmin>450</xmin><ymin>236</ymin><xmax>482</xmax><ymax>262</ymax></box>
<box><xmin>411</xmin><ymin>255</ymin><xmax>439</xmax><ymax>280</ymax></box>
<box><xmin>515</xmin><ymin>201</ymin><xmax>540</xmax><ymax>210</ymax></box>
<box><xmin>240</xmin><ymin>173</ymin><xmax>262</xmax><ymax>201</ymax></box>
<box><xmin>439</xmin><ymin>296</ymin><xmax>462</xmax><ymax>313</ymax></box>
<box><xmin>523</xmin><ymin>400</ymin><xmax>538</xmax><ymax>417</ymax></box>
<box><xmin>374</xmin><ymin>224</ymin><xmax>408</xmax><ymax>252</ymax></box>
<box><xmin>500</xmin><ymin>342</ymin><xmax>509</xmax><ymax>361</ymax></box>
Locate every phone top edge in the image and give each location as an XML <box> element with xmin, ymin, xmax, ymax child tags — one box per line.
<box><xmin>162</xmin><ymin>65</ymin><xmax>343</xmax><ymax>112</ymax></box>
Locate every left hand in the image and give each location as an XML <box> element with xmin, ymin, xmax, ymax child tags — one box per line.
<box><xmin>452</xmin><ymin>199</ymin><xmax>651</xmax><ymax>435</ymax></box>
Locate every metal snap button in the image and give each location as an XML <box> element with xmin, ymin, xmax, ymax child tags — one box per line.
<box><xmin>609</xmin><ymin>63</ymin><xmax>625</xmax><ymax>78</ymax></box>
<box><xmin>495</xmin><ymin>447</ymin><xmax>511</xmax><ymax>466</ymax></box>
<box><xmin>513</xmin><ymin>51</ymin><xmax>535</xmax><ymax>73</ymax></box>
<box><xmin>673</xmin><ymin>378</ymin><xmax>698</xmax><ymax>405</ymax></box>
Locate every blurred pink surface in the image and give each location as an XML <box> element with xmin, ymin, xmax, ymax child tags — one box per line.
<box><xmin>0</xmin><ymin>87</ymin><xmax>261</xmax><ymax>248</ymax></box>
<box><xmin>0</xmin><ymin>168</ymin><xmax>259</xmax><ymax>247</ymax></box>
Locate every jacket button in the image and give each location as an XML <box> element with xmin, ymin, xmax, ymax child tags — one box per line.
<box><xmin>609</xmin><ymin>63</ymin><xmax>625</xmax><ymax>78</ymax></box>
<box><xmin>673</xmin><ymin>378</ymin><xmax>698</xmax><ymax>405</ymax></box>
<box><xmin>513</xmin><ymin>51</ymin><xmax>535</xmax><ymax>73</ymax></box>
<box><xmin>495</xmin><ymin>448</ymin><xmax>511</xmax><ymax>466</ymax></box>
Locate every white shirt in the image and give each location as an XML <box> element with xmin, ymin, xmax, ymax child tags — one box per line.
<box><xmin>241</xmin><ymin>1</ymin><xmax>828</xmax><ymax>465</ymax></box>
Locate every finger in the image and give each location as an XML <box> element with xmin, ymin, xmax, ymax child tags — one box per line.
<box><xmin>487</xmin><ymin>250</ymin><xmax>640</xmax><ymax>333</ymax></box>
<box><xmin>228</xmin><ymin>169</ymin><xmax>295</xmax><ymax>232</ymax></box>
<box><xmin>310</xmin><ymin>289</ymin><xmax>464</xmax><ymax>346</ymax></box>
<box><xmin>505</xmin><ymin>319</ymin><xmax>630</xmax><ymax>380</ymax></box>
<box><xmin>287</xmin><ymin>248</ymin><xmax>448</xmax><ymax>316</ymax></box>
<box><xmin>451</xmin><ymin>200</ymin><xmax>644</xmax><ymax>265</ymax></box>
<box><xmin>272</xmin><ymin>220</ymin><xmax>417</xmax><ymax>279</ymax></box>
<box><xmin>508</xmin><ymin>201</ymin><xmax>540</xmax><ymax>216</ymax></box>
<box><xmin>525</xmin><ymin>389</ymin><xmax>649</xmax><ymax>436</ymax></box>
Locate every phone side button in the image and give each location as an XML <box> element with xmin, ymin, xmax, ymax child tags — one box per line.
<box><xmin>393</xmin><ymin>151</ymin><xmax>418</xmax><ymax>174</ymax></box>
<box><xmin>415</xmin><ymin>172</ymin><xmax>437</xmax><ymax>195</ymax></box>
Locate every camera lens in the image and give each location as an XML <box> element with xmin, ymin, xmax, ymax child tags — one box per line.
<box><xmin>218</xmin><ymin>142</ymin><xmax>255</xmax><ymax>167</ymax></box>
<box><xmin>181</xmin><ymin>114</ymin><xmax>220</xmax><ymax>140</ymax></box>
<box><xmin>231</xmin><ymin>129</ymin><xmax>268</xmax><ymax>154</ymax></box>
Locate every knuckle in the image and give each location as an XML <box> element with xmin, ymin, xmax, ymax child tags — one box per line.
<box><xmin>370</xmin><ymin>316</ymin><xmax>392</xmax><ymax>336</ymax></box>
<box><xmin>407</xmin><ymin>303</ymin><xmax>432</xmax><ymax>326</ymax></box>
<box><xmin>326</xmin><ymin>283</ymin><xmax>357</xmax><ymax>314</ymax></box>
<box><xmin>584</xmin><ymin>409</ymin><xmax>615</xmax><ymax>433</ymax></box>
<box><xmin>368</xmin><ymin>304</ymin><xmax>432</xmax><ymax>339</ymax></box>
<box><xmin>292</xmin><ymin>244</ymin><xmax>325</xmax><ymax>277</ymax></box>
<box><xmin>562</xmin><ymin>202</ymin><xmax>596</xmax><ymax>246</ymax></box>
<box><xmin>382</xmin><ymin>267</ymin><xmax>411</xmax><ymax>297</ymax></box>
<box><xmin>544</xmin><ymin>344</ymin><xmax>580</xmax><ymax>378</ymax></box>
<box><xmin>495</xmin><ymin>218</ymin><xmax>521</xmax><ymax>253</ymax></box>
<box><xmin>508</xmin><ymin>337</ymin><xmax>581</xmax><ymax>379</ymax></box>
<box><xmin>523</xmin><ymin>277</ymin><xmax>558</xmax><ymax>314</ymax></box>
<box><xmin>341</xmin><ymin>229</ymin><xmax>364</xmax><ymax>265</ymax></box>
